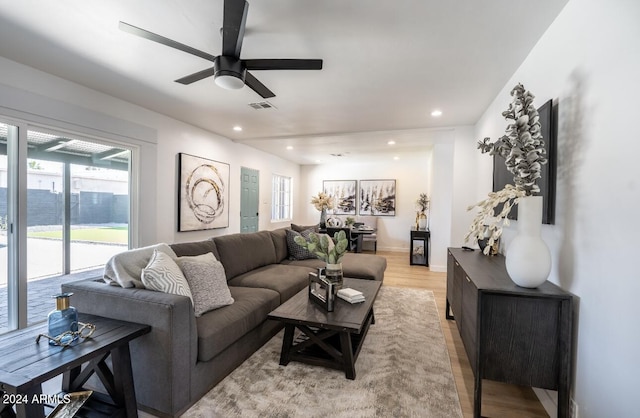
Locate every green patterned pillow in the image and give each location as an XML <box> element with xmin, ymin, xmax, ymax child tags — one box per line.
<box><xmin>286</xmin><ymin>229</ymin><xmax>316</xmax><ymax>260</ymax></box>
<box><xmin>141</xmin><ymin>249</ymin><xmax>193</xmax><ymax>303</ymax></box>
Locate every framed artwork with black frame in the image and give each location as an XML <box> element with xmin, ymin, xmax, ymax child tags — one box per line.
<box><xmin>323</xmin><ymin>180</ymin><xmax>357</xmax><ymax>215</ymax></box>
<box><xmin>359</xmin><ymin>179</ymin><xmax>396</xmax><ymax>216</ymax></box>
<box><xmin>492</xmin><ymin>99</ymin><xmax>557</xmax><ymax>224</ymax></box>
<box><xmin>178</xmin><ymin>152</ymin><xmax>230</xmax><ymax>231</ymax></box>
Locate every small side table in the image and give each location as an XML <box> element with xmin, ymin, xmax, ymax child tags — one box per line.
<box><xmin>410</xmin><ymin>228</ymin><xmax>430</xmax><ymax>266</ymax></box>
<box><xmin>0</xmin><ymin>314</ymin><xmax>150</xmax><ymax>418</ymax></box>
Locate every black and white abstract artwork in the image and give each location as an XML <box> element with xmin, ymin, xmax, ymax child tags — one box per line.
<box><xmin>359</xmin><ymin>179</ymin><xmax>396</xmax><ymax>216</ymax></box>
<box><xmin>178</xmin><ymin>153</ymin><xmax>229</xmax><ymax>231</ymax></box>
<box><xmin>323</xmin><ymin>180</ymin><xmax>357</xmax><ymax>215</ymax></box>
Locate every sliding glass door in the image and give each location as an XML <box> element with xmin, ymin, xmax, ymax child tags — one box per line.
<box><xmin>0</xmin><ymin>122</ymin><xmax>132</xmax><ymax>333</ymax></box>
<box><xmin>0</xmin><ymin>122</ymin><xmax>19</xmax><ymax>333</ymax></box>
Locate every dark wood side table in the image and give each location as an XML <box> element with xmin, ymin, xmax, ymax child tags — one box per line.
<box><xmin>0</xmin><ymin>314</ymin><xmax>150</xmax><ymax>418</ymax></box>
<box><xmin>410</xmin><ymin>228</ymin><xmax>430</xmax><ymax>266</ymax></box>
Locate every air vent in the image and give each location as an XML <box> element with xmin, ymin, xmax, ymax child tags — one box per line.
<box><xmin>248</xmin><ymin>101</ymin><xmax>277</xmax><ymax>110</ymax></box>
<box><xmin>330</xmin><ymin>153</ymin><xmax>349</xmax><ymax>157</ymax></box>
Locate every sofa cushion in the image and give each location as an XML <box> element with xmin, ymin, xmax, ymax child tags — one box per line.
<box><xmin>269</xmin><ymin>228</ymin><xmax>289</xmax><ymax>262</ymax></box>
<box><xmin>227</xmin><ymin>264</ymin><xmax>312</xmax><ymax>303</ymax></box>
<box><xmin>104</xmin><ymin>243</ymin><xmax>177</xmax><ymax>288</ymax></box>
<box><xmin>195</xmin><ymin>286</ymin><xmax>280</xmax><ymax>362</ymax></box>
<box><xmin>282</xmin><ymin>252</ymin><xmax>387</xmax><ymax>281</ymax></box>
<box><xmin>178</xmin><ymin>253</ymin><xmax>234</xmax><ymax>317</ymax></box>
<box><xmin>170</xmin><ymin>239</ymin><xmax>220</xmax><ymax>260</ymax></box>
<box><xmin>141</xmin><ymin>249</ymin><xmax>193</xmax><ymax>301</ymax></box>
<box><xmin>340</xmin><ymin>252</ymin><xmax>387</xmax><ymax>281</ymax></box>
<box><xmin>291</xmin><ymin>223</ymin><xmax>319</xmax><ymax>233</ymax></box>
<box><xmin>280</xmin><ymin>257</ymin><xmax>325</xmax><ymax>270</ymax></box>
<box><xmin>214</xmin><ymin>231</ymin><xmax>278</xmax><ymax>280</ymax></box>
<box><xmin>285</xmin><ymin>229</ymin><xmax>316</xmax><ymax>260</ymax></box>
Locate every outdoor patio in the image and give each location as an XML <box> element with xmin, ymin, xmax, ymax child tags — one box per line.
<box><xmin>0</xmin><ymin>268</ymin><xmax>102</xmax><ymax>334</ymax></box>
<box><xmin>0</xmin><ymin>237</ymin><xmax>125</xmax><ymax>333</ymax></box>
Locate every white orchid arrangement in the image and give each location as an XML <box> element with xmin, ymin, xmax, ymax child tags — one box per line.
<box><xmin>466</xmin><ymin>83</ymin><xmax>548</xmax><ymax>254</ymax></box>
<box><xmin>310</xmin><ymin>191</ymin><xmax>335</xmax><ymax>212</ymax></box>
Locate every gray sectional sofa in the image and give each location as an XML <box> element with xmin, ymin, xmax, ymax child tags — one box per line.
<box><xmin>62</xmin><ymin>228</ymin><xmax>386</xmax><ymax>417</ymax></box>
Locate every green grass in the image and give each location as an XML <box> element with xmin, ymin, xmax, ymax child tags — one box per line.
<box><xmin>27</xmin><ymin>227</ymin><xmax>128</xmax><ymax>244</ymax></box>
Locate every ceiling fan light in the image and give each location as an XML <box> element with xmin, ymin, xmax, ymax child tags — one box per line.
<box><xmin>215</xmin><ymin>74</ymin><xmax>245</xmax><ymax>90</ymax></box>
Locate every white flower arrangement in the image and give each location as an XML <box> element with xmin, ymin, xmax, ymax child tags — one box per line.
<box><xmin>466</xmin><ymin>83</ymin><xmax>548</xmax><ymax>254</ymax></box>
<box><xmin>310</xmin><ymin>191</ymin><xmax>335</xmax><ymax>211</ymax></box>
<box><xmin>464</xmin><ymin>185</ymin><xmax>526</xmax><ymax>254</ymax></box>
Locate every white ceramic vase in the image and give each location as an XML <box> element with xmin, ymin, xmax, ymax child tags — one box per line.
<box><xmin>505</xmin><ymin>196</ymin><xmax>551</xmax><ymax>288</ymax></box>
<box><xmin>418</xmin><ymin>213</ymin><xmax>427</xmax><ymax>230</ymax></box>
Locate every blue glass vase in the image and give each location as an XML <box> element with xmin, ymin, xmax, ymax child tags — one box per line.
<box><xmin>48</xmin><ymin>293</ymin><xmax>78</xmax><ymax>345</ymax></box>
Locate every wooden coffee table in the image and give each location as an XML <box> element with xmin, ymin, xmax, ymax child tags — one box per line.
<box><xmin>268</xmin><ymin>277</ymin><xmax>381</xmax><ymax>379</ymax></box>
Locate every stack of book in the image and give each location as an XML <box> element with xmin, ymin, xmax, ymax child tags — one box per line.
<box><xmin>337</xmin><ymin>288</ymin><xmax>365</xmax><ymax>304</ymax></box>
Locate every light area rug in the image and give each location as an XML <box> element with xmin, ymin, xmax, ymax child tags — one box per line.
<box><xmin>184</xmin><ymin>286</ymin><xmax>463</xmax><ymax>418</ymax></box>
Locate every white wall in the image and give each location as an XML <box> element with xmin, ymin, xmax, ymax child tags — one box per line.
<box><xmin>298</xmin><ymin>128</ymin><xmax>477</xmax><ymax>272</ymax></box>
<box><xmin>299</xmin><ymin>150</ymin><xmax>433</xmax><ymax>252</ymax></box>
<box><xmin>151</xmin><ymin>117</ymin><xmax>301</xmax><ymax>245</ymax></box>
<box><xmin>0</xmin><ymin>56</ymin><xmax>302</xmax><ymax>247</ymax></box>
<box><xmin>474</xmin><ymin>0</ymin><xmax>640</xmax><ymax>416</ymax></box>
<box><xmin>450</xmin><ymin>126</ymin><xmax>479</xmax><ymax>248</ymax></box>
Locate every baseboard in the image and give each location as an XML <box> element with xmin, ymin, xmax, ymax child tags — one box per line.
<box><xmin>429</xmin><ymin>264</ymin><xmax>446</xmax><ymax>272</ymax></box>
<box><xmin>533</xmin><ymin>388</ymin><xmax>557</xmax><ymax>418</ymax></box>
<box><xmin>378</xmin><ymin>246</ymin><xmax>408</xmax><ymax>252</ymax></box>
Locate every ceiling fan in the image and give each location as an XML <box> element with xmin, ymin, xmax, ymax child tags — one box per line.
<box><xmin>119</xmin><ymin>0</ymin><xmax>322</xmax><ymax>99</ymax></box>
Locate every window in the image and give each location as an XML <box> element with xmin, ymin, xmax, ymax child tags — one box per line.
<box><xmin>271</xmin><ymin>174</ymin><xmax>292</xmax><ymax>221</ymax></box>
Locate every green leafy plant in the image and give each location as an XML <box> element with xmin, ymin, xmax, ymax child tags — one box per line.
<box><xmin>294</xmin><ymin>230</ymin><xmax>349</xmax><ymax>264</ymax></box>
<box><xmin>344</xmin><ymin>216</ymin><xmax>355</xmax><ymax>227</ymax></box>
<box><xmin>416</xmin><ymin>193</ymin><xmax>430</xmax><ymax>213</ymax></box>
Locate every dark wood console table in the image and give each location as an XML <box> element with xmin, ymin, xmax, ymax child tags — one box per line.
<box><xmin>446</xmin><ymin>248</ymin><xmax>573</xmax><ymax>418</ymax></box>
<box><xmin>0</xmin><ymin>314</ymin><xmax>150</xmax><ymax>418</ymax></box>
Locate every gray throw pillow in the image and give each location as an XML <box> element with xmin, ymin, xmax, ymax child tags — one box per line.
<box><xmin>291</xmin><ymin>223</ymin><xmax>319</xmax><ymax>233</ymax></box>
<box><xmin>141</xmin><ymin>249</ymin><xmax>193</xmax><ymax>302</ymax></box>
<box><xmin>178</xmin><ymin>252</ymin><xmax>234</xmax><ymax>316</ymax></box>
<box><xmin>286</xmin><ymin>229</ymin><xmax>317</xmax><ymax>260</ymax></box>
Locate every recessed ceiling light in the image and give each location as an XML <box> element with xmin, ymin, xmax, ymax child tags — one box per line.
<box><xmin>393</xmin><ymin>156</ymin><xmax>400</xmax><ymax>160</ymax></box>
<box><xmin>387</xmin><ymin>140</ymin><xmax>396</xmax><ymax>145</ymax></box>
<box><xmin>233</xmin><ymin>126</ymin><xmax>243</xmax><ymax>131</ymax></box>
<box><xmin>315</xmin><ymin>160</ymin><xmax>322</xmax><ymax>164</ymax></box>
<box><xmin>431</xmin><ymin>110</ymin><xmax>443</xmax><ymax>117</ymax></box>
<box><xmin>286</xmin><ymin>145</ymin><xmax>294</xmax><ymax>150</ymax></box>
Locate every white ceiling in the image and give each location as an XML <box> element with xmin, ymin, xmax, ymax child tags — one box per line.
<box><xmin>0</xmin><ymin>0</ymin><xmax>568</xmax><ymax>164</ymax></box>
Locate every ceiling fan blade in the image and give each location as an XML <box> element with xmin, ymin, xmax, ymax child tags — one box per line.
<box><xmin>119</xmin><ymin>21</ymin><xmax>217</xmax><ymax>62</ymax></box>
<box><xmin>244</xmin><ymin>59</ymin><xmax>323</xmax><ymax>71</ymax></box>
<box><xmin>222</xmin><ymin>0</ymin><xmax>249</xmax><ymax>57</ymax></box>
<box><xmin>175</xmin><ymin>67</ymin><xmax>216</xmax><ymax>85</ymax></box>
<box><xmin>245</xmin><ymin>72</ymin><xmax>275</xmax><ymax>99</ymax></box>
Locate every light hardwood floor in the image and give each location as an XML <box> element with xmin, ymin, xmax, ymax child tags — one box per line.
<box><xmin>378</xmin><ymin>250</ymin><xmax>550</xmax><ymax>418</ymax></box>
